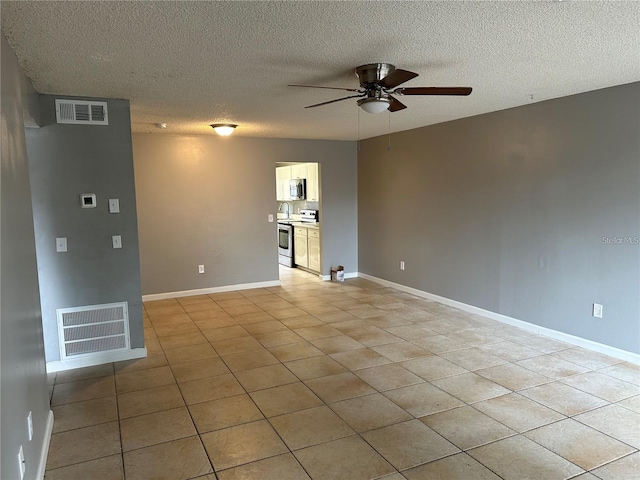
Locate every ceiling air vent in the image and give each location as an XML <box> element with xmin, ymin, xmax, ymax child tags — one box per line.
<box><xmin>55</xmin><ymin>99</ymin><xmax>108</xmax><ymax>125</ymax></box>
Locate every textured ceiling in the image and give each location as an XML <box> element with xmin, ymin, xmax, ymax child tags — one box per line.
<box><xmin>2</xmin><ymin>1</ymin><xmax>639</xmax><ymax>140</ymax></box>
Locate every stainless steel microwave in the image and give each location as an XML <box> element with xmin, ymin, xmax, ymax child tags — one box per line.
<box><xmin>290</xmin><ymin>178</ymin><xmax>306</xmax><ymax>200</ymax></box>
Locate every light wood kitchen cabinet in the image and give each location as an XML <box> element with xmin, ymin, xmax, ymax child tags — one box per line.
<box><xmin>277</xmin><ymin>163</ymin><xmax>319</xmax><ymax>202</ymax></box>
<box><xmin>294</xmin><ymin>227</ymin><xmax>308</xmax><ymax>268</ymax></box>
<box><xmin>306</xmin><ymin>163</ymin><xmax>319</xmax><ymax>201</ymax></box>
<box><xmin>290</xmin><ymin>163</ymin><xmax>307</xmax><ymax>180</ymax></box>
<box><xmin>276</xmin><ymin>166</ymin><xmax>291</xmax><ymax>201</ymax></box>
<box><xmin>307</xmin><ymin>228</ymin><xmax>321</xmax><ymax>272</ymax></box>
<box><xmin>294</xmin><ymin>225</ymin><xmax>321</xmax><ymax>273</ymax></box>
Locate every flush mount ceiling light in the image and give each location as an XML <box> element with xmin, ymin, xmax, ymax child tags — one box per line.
<box><xmin>210</xmin><ymin>124</ymin><xmax>238</xmax><ymax>136</ymax></box>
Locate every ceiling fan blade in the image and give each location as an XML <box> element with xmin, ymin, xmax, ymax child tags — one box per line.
<box><xmin>394</xmin><ymin>87</ymin><xmax>473</xmax><ymax>96</ymax></box>
<box><xmin>379</xmin><ymin>69</ymin><xmax>419</xmax><ymax>89</ymax></box>
<box><xmin>388</xmin><ymin>95</ymin><xmax>407</xmax><ymax>112</ymax></box>
<box><xmin>304</xmin><ymin>94</ymin><xmax>365</xmax><ymax>109</ymax></box>
<box><xmin>289</xmin><ymin>84</ymin><xmax>362</xmax><ymax>93</ymax></box>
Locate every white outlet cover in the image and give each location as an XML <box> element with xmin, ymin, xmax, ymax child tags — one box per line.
<box><xmin>593</xmin><ymin>303</ymin><xmax>603</xmax><ymax>318</ymax></box>
<box><xmin>198</xmin><ymin>265</ymin><xmax>205</xmax><ymax>274</ymax></box>
<box><xmin>112</xmin><ymin>235</ymin><xmax>122</xmax><ymax>249</ymax></box>
<box><xmin>268</xmin><ymin>214</ymin><xmax>274</xmax><ymax>222</ymax></box>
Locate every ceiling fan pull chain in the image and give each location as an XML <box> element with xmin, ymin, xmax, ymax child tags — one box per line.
<box><xmin>357</xmin><ymin>107</ymin><xmax>361</xmax><ymax>152</ymax></box>
<box><xmin>387</xmin><ymin>111</ymin><xmax>392</xmax><ymax>152</ymax></box>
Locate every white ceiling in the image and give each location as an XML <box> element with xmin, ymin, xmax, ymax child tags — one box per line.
<box><xmin>2</xmin><ymin>1</ymin><xmax>639</xmax><ymax>141</ymax></box>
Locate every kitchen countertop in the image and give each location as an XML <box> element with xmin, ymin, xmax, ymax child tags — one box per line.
<box><xmin>278</xmin><ymin>220</ymin><xmax>320</xmax><ymax>229</ymax></box>
<box><xmin>297</xmin><ymin>222</ymin><xmax>320</xmax><ymax>230</ymax></box>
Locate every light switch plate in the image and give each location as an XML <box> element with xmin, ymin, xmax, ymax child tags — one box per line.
<box><xmin>112</xmin><ymin>235</ymin><xmax>122</xmax><ymax>249</ymax></box>
<box><xmin>268</xmin><ymin>214</ymin><xmax>274</xmax><ymax>223</ymax></box>
<box><xmin>56</xmin><ymin>237</ymin><xmax>67</xmax><ymax>252</ymax></box>
<box><xmin>108</xmin><ymin>198</ymin><xmax>120</xmax><ymax>213</ymax></box>
<box><xmin>27</xmin><ymin>411</ymin><xmax>33</xmax><ymax>441</ymax></box>
<box><xmin>18</xmin><ymin>445</ymin><xmax>25</xmax><ymax>480</ymax></box>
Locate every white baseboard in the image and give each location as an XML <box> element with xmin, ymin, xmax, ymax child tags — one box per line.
<box><xmin>36</xmin><ymin>410</ymin><xmax>54</xmax><ymax>480</ymax></box>
<box><xmin>46</xmin><ymin>347</ymin><xmax>148</xmax><ymax>373</ymax></box>
<box><xmin>142</xmin><ymin>280</ymin><xmax>282</xmax><ymax>302</ymax></box>
<box><xmin>358</xmin><ymin>273</ymin><xmax>640</xmax><ymax>365</ymax></box>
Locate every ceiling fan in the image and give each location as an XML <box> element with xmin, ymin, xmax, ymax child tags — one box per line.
<box><xmin>289</xmin><ymin>63</ymin><xmax>472</xmax><ymax>114</ymax></box>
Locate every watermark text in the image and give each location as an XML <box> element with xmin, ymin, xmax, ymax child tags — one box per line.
<box><xmin>602</xmin><ymin>236</ymin><xmax>639</xmax><ymax>245</ymax></box>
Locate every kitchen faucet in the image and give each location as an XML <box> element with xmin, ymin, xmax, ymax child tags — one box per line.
<box><xmin>278</xmin><ymin>202</ymin><xmax>292</xmax><ymax>218</ymax></box>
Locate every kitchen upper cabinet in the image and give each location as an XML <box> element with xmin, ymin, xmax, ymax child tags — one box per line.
<box><xmin>294</xmin><ymin>227</ymin><xmax>308</xmax><ymax>268</ymax></box>
<box><xmin>290</xmin><ymin>163</ymin><xmax>306</xmax><ymax>180</ymax></box>
<box><xmin>308</xmin><ymin>228</ymin><xmax>321</xmax><ymax>272</ymax></box>
<box><xmin>276</xmin><ymin>163</ymin><xmax>319</xmax><ymax>202</ymax></box>
<box><xmin>276</xmin><ymin>166</ymin><xmax>291</xmax><ymax>201</ymax></box>
<box><xmin>306</xmin><ymin>162</ymin><xmax>319</xmax><ymax>202</ymax></box>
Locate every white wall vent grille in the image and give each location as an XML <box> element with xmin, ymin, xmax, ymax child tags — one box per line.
<box><xmin>55</xmin><ymin>99</ymin><xmax>108</xmax><ymax>125</ymax></box>
<box><xmin>56</xmin><ymin>302</ymin><xmax>130</xmax><ymax>361</ymax></box>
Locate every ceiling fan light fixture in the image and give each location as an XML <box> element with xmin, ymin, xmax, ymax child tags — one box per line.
<box><xmin>358</xmin><ymin>97</ymin><xmax>391</xmax><ymax>114</ymax></box>
<box><xmin>210</xmin><ymin>124</ymin><xmax>238</xmax><ymax>136</ymax></box>
<box><xmin>290</xmin><ymin>63</ymin><xmax>472</xmax><ymax>113</ymax></box>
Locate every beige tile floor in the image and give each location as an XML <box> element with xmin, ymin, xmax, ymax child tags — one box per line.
<box><xmin>45</xmin><ymin>267</ymin><xmax>640</xmax><ymax>479</ymax></box>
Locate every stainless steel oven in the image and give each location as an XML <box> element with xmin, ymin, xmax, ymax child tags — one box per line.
<box><xmin>278</xmin><ymin>223</ymin><xmax>294</xmax><ymax>267</ymax></box>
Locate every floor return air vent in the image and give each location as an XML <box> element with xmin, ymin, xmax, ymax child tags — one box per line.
<box><xmin>56</xmin><ymin>302</ymin><xmax>130</xmax><ymax>361</ymax></box>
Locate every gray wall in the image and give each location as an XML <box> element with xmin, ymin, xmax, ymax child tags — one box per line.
<box><xmin>1</xmin><ymin>35</ymin><xmax>51</xmax><ymax>480</ymax></box>
<box><xmin>133</xmin><ymin>134</ymin><xmax>357</xmax><ymax>295</ymax></box>
<box><xmin>26</xmin><ymin>95</ymin><xmax>144</xmax><ymax>362</ymax></box>
<box><xmin>359</xmin><ymin>83</ymin><xmax>640</xmax><ymax>354</ymax></box>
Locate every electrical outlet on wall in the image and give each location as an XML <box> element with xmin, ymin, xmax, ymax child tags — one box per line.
<box><xmin>198</xmin><ymin>265</ymin><xmax>205</xmax><ymax>274</ymax></box>
<box><xmin>593</xmin><ymin>303</ymin><xmax>603</xmax><ymax>318</ymax></box>
<box><xmin>400</xmin><ymin>261</ymin><xmax>405</xmax><ymax>271</ymax></box>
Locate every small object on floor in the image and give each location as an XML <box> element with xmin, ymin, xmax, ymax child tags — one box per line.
<box><xmin>331</xmin><ymin>265</ymin><xmax>345</xmax><ymax>282</ymax></box>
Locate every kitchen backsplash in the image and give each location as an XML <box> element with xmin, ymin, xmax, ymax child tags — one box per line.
<box><xmin>277</xmin><ymin>199</ymin><xmax>319</xmax><ymax>216</ymax></box>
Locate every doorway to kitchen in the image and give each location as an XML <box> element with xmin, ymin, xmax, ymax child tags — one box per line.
<box><xmin>275</xmin><ymin>162</ymin><xmax>321</xmax><ymax>281</ymax></box>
